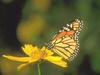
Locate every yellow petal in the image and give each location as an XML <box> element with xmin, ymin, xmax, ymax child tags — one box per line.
<box><xmin>41</xmin><ymin>46</ymin><xmax>46</xmax><ymax>51</ymax></box>
<box><xmin>18</xmin><ymin>60</ymin><xmax>38</xmax><ymax>70</ymax></box>
<box><xmin>44</xmin><ymin>56</ymin><xmax>67</xmax><ymax>67</ymax></box>
<box><xmin>17</xmin><ymin>59</ymin><xmax>37</xmax><ymax>71</ymax></box>
<box><xmin>45</xmin><ymin>49</ymin><xmax>54</xmax><ymax>56</ymax></box>
<box><xmin>3</xmin><ymin>55</ymin><xmax>30</xmax><ymax>62</ymax></box>
<box><xmin>17</xmin><ymin>63</ymin><xmax>29</xmax><ymax>71</ymax></box>
<box><xmin>29</xmin><ymin>58</ymin><xmax>39</xmax><ymax>63</ymax></box>
<box><xmin>22</xmin><ymin>44</ymin><xmax>38</xmax><ymax>56</ymax></box>
<box><xmin>41</xmin><ymin>47</ymin><xmax>54</xmax><ymax>55</ymax></box>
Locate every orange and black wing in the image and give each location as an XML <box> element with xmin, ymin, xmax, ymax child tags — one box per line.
<box><xmin>48</xmin><ymin>19</ymin><xmax>83</xmax><ymax>61</ymax></box>
<box><xmin>51</xmin><ymin>35</ymin><xmax>78</xmax><ymax>61</ymax></box>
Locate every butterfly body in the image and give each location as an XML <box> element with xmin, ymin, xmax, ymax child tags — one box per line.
<box><xmin>48</xmin><ymin>19</ymin><xmax>83</xmax><ymax>61</ymax></box>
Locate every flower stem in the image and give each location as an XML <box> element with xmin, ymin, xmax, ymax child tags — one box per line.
<box><xmin>38</xmin><ymin>62</ymin><xmax>41</xmax><ymax>75</ymax></box>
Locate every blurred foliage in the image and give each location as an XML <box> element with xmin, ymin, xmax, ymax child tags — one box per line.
<box><xmin>0</xmin><ymin>0</ymin><xmax>100</xmax><ymax>75</ymax></box>
<box><xmin>0</xmin><ymin>0</ymin><xmax>13</xmax><ymax>4</ymax></box>
<box><xmin>17</xmin><ymin>15</ymin><xmax>46</xmax><ymax>44</ymax></box>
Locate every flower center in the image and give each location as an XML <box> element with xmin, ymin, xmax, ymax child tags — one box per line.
<box><xmin>39</xmin><ymin>51</ymin><xmax>47</xmax><ymax>60</ymax></box>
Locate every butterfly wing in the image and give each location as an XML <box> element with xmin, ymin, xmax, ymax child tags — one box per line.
<box><xmin>48</xmin><ymin>19</ymin><xmax>83</xmax><ymax>61</ymax></box>
<box><xmin>51</xmin><ymin>35</ymin><xmax>78</xmax><ymax>61</ymax></box>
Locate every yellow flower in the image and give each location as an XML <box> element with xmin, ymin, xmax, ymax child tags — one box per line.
<box><xmin>3</xmin><ymin>44</ymin><xmax>67</xmax><ymax>70</ymax></box>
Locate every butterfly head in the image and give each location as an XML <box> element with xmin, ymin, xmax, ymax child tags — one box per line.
<box><xmin>63</xmin><ymin>19</ymin><xmax>83</xmax><ymax>33</ymax></box>
<box><xmin>71</xmin><ymin>19</ymin><xmax>83</xmax><ymax>31</ymax></box>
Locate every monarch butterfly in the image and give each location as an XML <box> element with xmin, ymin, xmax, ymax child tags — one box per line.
<box><xmin>48</xmin><ymin>19</ymin><xmax>83</xmax><ymax>61</ymax></box>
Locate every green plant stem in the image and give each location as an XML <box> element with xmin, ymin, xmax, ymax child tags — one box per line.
<box><xmin>38</xmin><ymin>62</ymin><xmax>41</xmax><ymax>75</ymax></box>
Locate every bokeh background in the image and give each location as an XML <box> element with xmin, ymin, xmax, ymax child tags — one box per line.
<box><xmin>0</xmin><ymin>0</ymin><xmax>100</xmax><ymax>75</ymax></box>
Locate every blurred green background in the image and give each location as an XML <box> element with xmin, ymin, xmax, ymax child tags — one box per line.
<box><xmin>0</xmin><ymin>0</ymin><xmax>100</xmax><ymax>75</ymax></box>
